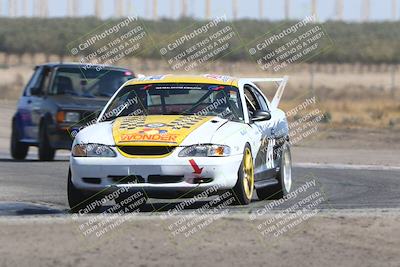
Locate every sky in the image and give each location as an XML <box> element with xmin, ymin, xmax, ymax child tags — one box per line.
<box><xmin>0</xmin><ymin>0</ymin><xmax>397</xmax><ymax>22</ymax></box>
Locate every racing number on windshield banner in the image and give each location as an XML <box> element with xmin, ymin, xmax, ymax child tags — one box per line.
<box><xmin>266</xmin><ymin>139</ymin><xmax>275</xmax><ymax>169</ymax></box>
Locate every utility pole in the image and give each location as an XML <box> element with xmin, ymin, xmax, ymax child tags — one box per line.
<box><xmin>22</xmin><ymin>0</ymin><xmax>29</xmax><ymax>17</ymax></box>
<box><xmin>95</xmin><ymin>0</ymin><xmax>102</xmax><ymax>19</ymax></box>
<box><xmin>41</xmin><ymin>0</ymin><xmax>48</xmax><ymax>17</ymax></box>
<box><xmin>145</xmin><ymin>0</ymin><xmax>151</xmax><ymax>18</ymax></box>
<box><xmin>181</xmin><ymin>0</ymin><xmax>187</xmax><ymax>18</ymax></box>
<box><xmin>259</xmin><ymin>0</ymin><xmax>263</xmax><ymax>20</ymax></box>
<box><xmin>232</xmin><ymin>0</ymin><xmax>238</xmax><ymax>20</ymax></box>
<box><xmin>284</xmin><ymin>0</ymin><xmax>290</xmax><ymax>20</ymax></box>
<box><xmin>115</xmin><ymin>0</ymin><xmax>124</xmax><ymax>18</ymax></box>
<box><xmin>153</xmin><ymin>0</ymin><xmax>158</xmax><ymax>20</ymax></box>
<box><xmin>126</xmin><ymin>0</ymin><xmax>133</xmax><ymax>17</ymax></box>
<box><xmin>311</xmin><ymin>0</ymin><xmax>317</xmax><ymax>17</ymax></box>
<box><xmin>335</xmin><ymin>0</ymin><xmax>343</xmax><ymax>20</ymax></box>
<box><xmin>9</xmin><ymin>0</ymin><xmax>17</xmax><ymax>17</ymax></box>
<box><xmin>361</xmin><ymin>0</ymin><xmax>370</xmax><ymax>22</ymax></box>
<box><xmin>170</xmin><ymin>0</ymin><xmax>174</xmax><ymax>18</ymax></box>
<box><xmin>205</xmin><ymin>0</ymin><xmax>211</xmax><ymax>19</ymax></box>
<box><xmin>392</xmin><ymin>0</ymin><xmax>397</xmax><ymax>20</ymax></box>
<box><xmin>68</xmin><ymin>0</ymin><xmax>79</xmax><ymax>17</ymax></box>
<box><xmin>34</xmin><ymin>0</ymin><xmax>40</xmax><ymax>17</ymax></box>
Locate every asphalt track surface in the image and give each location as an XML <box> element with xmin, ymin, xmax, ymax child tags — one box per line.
<box><xmin>0</xmin><ymin>150</ymin><xmax>399</xmax><ymax>216</ymax></box>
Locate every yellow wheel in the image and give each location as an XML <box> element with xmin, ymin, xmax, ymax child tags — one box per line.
<box><xmin>243</xmin><ymin>148</ymin><xmax>254</xmax><ymax>200</ymax></box>
<box><xmin>232</xmin><ymin>145</ymin><xmax>254</xmax><ymax>205</ymax></box>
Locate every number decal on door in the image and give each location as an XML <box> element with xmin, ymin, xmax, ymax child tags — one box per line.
<box><xmin>266</xmin><ymin>139</ymin><xmax>275</xmax><ymax>169</ymax></box>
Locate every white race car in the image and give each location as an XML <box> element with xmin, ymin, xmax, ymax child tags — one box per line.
<box><xmin>68</xmin><ymin>74</ymin><xmax>292</xmax><ymax>212</ymax></box>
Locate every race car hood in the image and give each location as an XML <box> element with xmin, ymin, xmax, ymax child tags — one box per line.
<box><xmin>112</xmin><ymin>115</ymin><xmax>219</xmax><ymax>146</ymax></box>
<box><xmin>75</xmin><ymin>115</ymin><xmax>245</xmax><ymax>153</ymax></box>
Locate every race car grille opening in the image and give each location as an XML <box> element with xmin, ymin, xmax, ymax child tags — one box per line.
<box><xmin>108</xmin><ymin>175</ymin><xmax>144</xmax><ymax>184</ymax></box>
<box><xmin>148</xmin><ymin>175</ymin><xmax>184</xmax><ymax>184</ymax></box>
<box><xmin>118</xmin><ymin>146</ymin><xmax>177</xmax><ymax>156</ymax></box>
<box><xmin>82</xmin><ymin>177</ymin><xmax>101</xmax><ymax>184</ymax></box>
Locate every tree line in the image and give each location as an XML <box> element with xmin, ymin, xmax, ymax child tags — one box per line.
<box><xmin>0</xmin><ymin>17</ymin><xmax>399</xmax><ymax>64</ymax></box>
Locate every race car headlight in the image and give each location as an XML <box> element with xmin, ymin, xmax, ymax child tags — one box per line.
<box><xmin>178</xmin><ymin>145</ymin><xmax>231</xmax><ymax>157</ymax></box>
<box><xmin>72</xmin><ymin>144</ymin><xmax>116</xmax><ymax>157</ymax></box>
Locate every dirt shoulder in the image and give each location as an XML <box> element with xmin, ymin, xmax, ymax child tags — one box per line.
<box><xmin>0</xmin><ymin>212</ymin><xmax>399</xmax><ymax>267</ymax></box>
<box><xmin>291</xmin><ymin>127</ymin><xmax>400</xmax><ymax>166</ymax></box>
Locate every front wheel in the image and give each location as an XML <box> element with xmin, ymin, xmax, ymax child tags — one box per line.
<box><xmin>38</xmin><ymin>122</ymin><xmax>55</xmax><ymax>161</ymax></box>
<box><xmin>257</xmin><ymin>142</ymin><xmax>292</xmax><ymax>200</ymax></box>
<box><xmin>68</xmin><ymin>169</ymin><xmax>101</xmax><ymax>213</ymax></box>
<box><xmin>10</xmin><ymin>120</ymin><xmax>29</xmax><ymax>160</ymax></box>
<box><xmin>231</xmin><ymin>145</ymin><xmax>254</xmax><ymax>205</ymax></box>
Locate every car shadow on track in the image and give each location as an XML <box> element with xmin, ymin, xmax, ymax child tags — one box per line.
<box><xmin>92</xmin><ymin>195</ymin><xmax>263</xmax><ymax>214</ymax></box>
<box><xmin>0</xmin><ymin>202</ymin><xmax>64</xmax><ymax>216</ymax></box>
<box><xmin>0</xmin><ymin>158</ymin><xmax>68</xmax><ymax>162</ymax></box>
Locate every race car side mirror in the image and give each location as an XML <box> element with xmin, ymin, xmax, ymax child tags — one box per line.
<box><xmin>251</xmin><ymin>110</ymin><xmax>271</xmax><ymax>122</ymax></box>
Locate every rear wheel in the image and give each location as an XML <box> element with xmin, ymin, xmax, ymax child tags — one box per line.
<box><xmin>10</xmin><ymin>120</ymin><xmax>29</xmax><ymax>160</ymax></box>
<box><xmin>68</xmin><ymin>169</ymin><xmax>101</xmax><ymax>213</ymax></box>
<box><xmin>38</xmin><ymin>122</ymin><xmax>55</xmax><ymax>161</ymax></box>
<box><xmin>257</xmin><ymin>142</ymin><xmax>292</xmax><ymax>200</ymax></box>
<box><xmin>231</xmin><ymin>145</ymin><xmax>254</xmax><ymax>205</ymax></box>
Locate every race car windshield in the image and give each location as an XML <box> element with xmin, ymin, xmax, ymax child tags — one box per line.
<box><xmin>100</xmin><ymin>83</ymin><xmax>244</xmax><ymax>122</ymax></box>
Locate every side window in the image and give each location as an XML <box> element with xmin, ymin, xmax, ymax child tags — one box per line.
<box><xmin>24</xmin><ymin>67</ymin><xmax>43</xmax><ymax>96</ymax></box>
<box><xmin>251</xmin><ymin>87</ymin><xmax>269</xmax><ymax>111</ymax></box>
<box><xmin>244</xmin><ymin>85</ymin><xmax>262</xmax><ymax>120</ymax></box>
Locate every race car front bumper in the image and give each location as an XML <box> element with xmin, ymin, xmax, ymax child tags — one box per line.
<box><xmin>70</xmin><ymin>149</ymin><xmax>243</xmax><ymax>198</ymax></box>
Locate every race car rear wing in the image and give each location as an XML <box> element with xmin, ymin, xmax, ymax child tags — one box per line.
<box><xmin>242</xmin><ymin>76</ymin><xmax>289</xmax><ymax>109</ymax></box>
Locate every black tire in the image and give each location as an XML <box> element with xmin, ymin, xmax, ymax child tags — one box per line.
<box><xmin>10</xmin><ymin>120</ymin><xmax>29</xmax><ymax>160</ymax></box>
<box><xmin>38</xmin><ymin>121</ymin><xmax>55</xmax><ymax>161</ymax></box>
<box><xmin>257</xmin><ymin>142</ymin><xmax>292</xmax><ymax>200</ymax></box>
<box><xmin>231</xmin><ymin>144</ymin><xmax>254</xmax><ymax>205</ymax></box>
<box><xmin>68</xmin><ymin>169</ymin><xmax>101</xmax><ymax>213</ymax></box>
